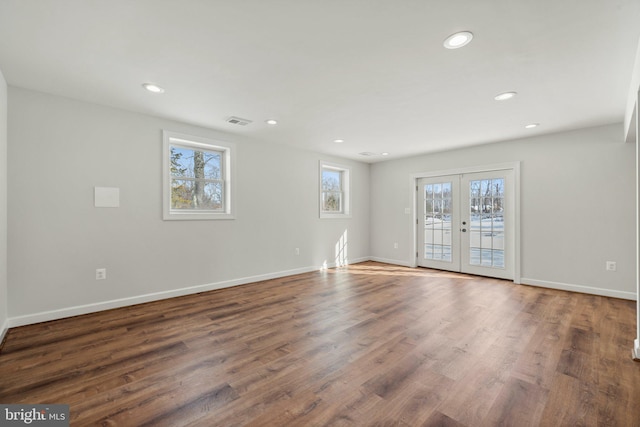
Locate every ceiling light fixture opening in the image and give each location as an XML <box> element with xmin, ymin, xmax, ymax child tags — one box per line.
<box><xmin>381</xmin><ymin>152</ymin><xmax>390</xmax><ymax>156</ymax></box>
<box><xmin>494</xmin><ymin>91</ymin><xmax>517</xmax><ymax>101</ymax></box>
<box><xmin>142</xmin><ymin>83</ymin><xmax>164</xmax><ymax>93</ymax></box>
<box><xmin>265</xmin><ymin>119</ymin><xmax>278</xmax><ymax>125</ymax></box>
<box><xmin>333</xmin><ymin>139</ymin><xmax>344</xmax><ymax>143</ymax></box>
<box><xmin>525</xmin><ymin>123</ymin><xmax>540</xmax><ymax>129</ymax></box>
<box><xmin>443</xmin><ymin>31</ymin><xmax>474</xmax><ymax>49</ymax></box>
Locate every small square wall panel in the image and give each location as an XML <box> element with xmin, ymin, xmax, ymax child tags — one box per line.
<box><xmin>94</xmin><ymin>187</ymin><xmax>120</xmax><ymax>208</ymax></box>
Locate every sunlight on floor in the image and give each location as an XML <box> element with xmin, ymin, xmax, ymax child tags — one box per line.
<box><xmin>335</xmin><ymin>229</ymin><xmax>348</xmax><ymax>267</ymax></box>
<box><xmin>328</xmin><ymin>262</ymin><xmax>475</xmax><ymax>279</ymax></box>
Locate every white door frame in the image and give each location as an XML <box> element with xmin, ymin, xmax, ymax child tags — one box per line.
<box><xmin>410</xmin><ymin>162</ymin><xmax>521</xmax><ymax>284</ymax></box>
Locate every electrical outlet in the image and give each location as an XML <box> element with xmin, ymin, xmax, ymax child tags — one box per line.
<box><xmin>96</xmin><ymin>268</ymin><xmax>107</xmax><ymax>280</ymax></box>
<box><xmin>394</xmin><ymin>243</ymin><xmax>399</xmax><ymax>249</ymax></box>
<box><xmin>605</xmin><ymin>261</ymin><xmax>617</xmax><ymax>271</ymax></box>
<box><xmin>295</xmin><ymin>248</ymin><xmax>300</xmax><ymax>256</ymax></box>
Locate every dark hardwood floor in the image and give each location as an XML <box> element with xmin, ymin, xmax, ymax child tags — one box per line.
<box><xmin>1</xmin><ymin>262</ymin><xmax>639</xmax><ymax>426</ymax></box>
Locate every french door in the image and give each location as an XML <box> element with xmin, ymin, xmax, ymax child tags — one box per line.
<box><xmin>417</xmin><ymin>169</ymin><xmax>514</xmax><ymax>280</ymax></box>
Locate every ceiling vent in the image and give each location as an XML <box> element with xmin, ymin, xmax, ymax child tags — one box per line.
<box><xmin>226</xmin><ymin>116</ymin><xmax>253</xmax><ymax>126</ymax></box>
<box><xmin>358</xmin><ymin>152</ymin><xmax>377</xmax><ymax>157</ymax></box>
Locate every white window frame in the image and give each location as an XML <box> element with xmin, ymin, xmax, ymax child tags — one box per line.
<box><xmin>163</xmin><ymin>131</ymin><xmax>235</xmax><ymax>220</ymax></box>
<box><xmin>319</xmin><ymin>161</ymin><xmax>351</xmax><ymax>219</ymax></box>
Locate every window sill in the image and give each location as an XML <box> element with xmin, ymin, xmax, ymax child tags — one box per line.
<box><xmin>320</xmin><ymin>213</ymin><xmax>352</xmax><ymax>219</ymax></box>
<box><xmin>163</xmin><ymin>212</ymin><xmax>235</xmax><ymax>221</ymax></box>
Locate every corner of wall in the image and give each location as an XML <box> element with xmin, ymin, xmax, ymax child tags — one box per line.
<box><xmin>0</xmin><ymin>68</ymin><xmax>8</xmax><ymax>344</ymax></box>
<box><xmin>624</xmin><ymin>36</ymin><xmax>640</xmax><ymax>142</ymax></box>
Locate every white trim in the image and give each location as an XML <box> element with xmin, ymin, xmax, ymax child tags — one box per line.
<box><xmin>8</xmin><ymin>266</ymin><xmax>315</xmax><ymax>327</ymax></box>
<box><xmin>319</xmin><ymin>160</ymin><xmax>351</xmax><ymax>219</ymax></box>
<box><xmin>7</xmin><ymin>259</ymin><xmax>370</xmax><ymax>328</ymax></box>
<box><xmin>410</xmin><ymin>162</ymin><xmax>521</xmax><ymax>283</ymax></box>
<box><xmin>162</xmin><ymin>130</ymin><xmax>236</xmax><ymax>221</ymax></box>
<box><xmin>636</xmin><ymin>87</ymin><xmax>640</xmax><ymax>361</ymax></box>
<box><xmin>5</xmin><ymin>258</ymin><xmax>636</xmax><ymax>329</ymax></box>
<box><xmin>410</xmin><ymin>162</ymin><xmax>521</xmax><ymax>180</ymax></box>
<box><xmin>513</xmin><ymin>162</ymin><xmax>522</xmax><ymax>284</ymax></box>
<box><xmin>520</xmin><ymin>277</ymin><xmax>637</xmax><ymax>301</ymax></box>
<box><xmin>320</xmin><ymin>256</ymin><xmax>370</xmax><ymax>270</ymax></box>
<box><xmin>374</xmin><ymin>258</ymin><xmax>635</xmax><ymax>300</ymax></box>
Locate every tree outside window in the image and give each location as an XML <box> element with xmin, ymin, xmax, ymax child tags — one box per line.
<box><xmin>322</xmin><ymin>169</ymin><xmax>343</xmax><ymax>213</ymax></box>
<box><xmin>170</xmin><ymin>146</ymin><xmax>223</xmax><ymax>211</ymax></box>
<box><xmin>320</xmin><ymin>162</ymin><xmax>350</xmax><ymax>218</ymax></box>
<box><xmin>163</xmin><ymin>131</ymin><xmax>235</xmax><ymax>220</ymax></box>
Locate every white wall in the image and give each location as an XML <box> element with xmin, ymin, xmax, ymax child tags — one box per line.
<box><xmin>624</xmin><ymin>37</ymin><xmax>640</xmax><ymax>143</ymax></box>
<box><xmin>0</xmin><ymin>70</ymin><xmax>7</xmax><ymax>341</ymax></box>
<box><xmin>5</xmin><ymin>86</ymin><xmax>636</xmax><ymax>329</ymax></box>
<box><xmin>371</xmin><ymin>124</ymin><xmax>636</xmax><ymax>299</ymax></box>
<box><xmin>7</xmin><ymin>87</ymin><xmax>370</xmax><ymax>325</ymax></box>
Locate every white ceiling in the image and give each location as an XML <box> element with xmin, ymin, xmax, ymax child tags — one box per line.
<box><xmin>1</xmin><ymin>0</ymin><xmax>639</xmax><ymax>162</ymax></box>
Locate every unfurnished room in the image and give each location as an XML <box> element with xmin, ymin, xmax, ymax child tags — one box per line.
<box><xmin>0</xmin><ymin>1</ymin><xmax>640</xmax><ymax>426</ymax></box>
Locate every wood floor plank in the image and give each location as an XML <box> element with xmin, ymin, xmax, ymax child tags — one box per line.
<box><xmin>1</xmin><ymin>261</ymin><xmax>639</xmax><ymax>426</ymax></box>
<box><xmin>539</xmin><ymin>373</ymin><xmax>599</xmax><ymax>426</ymax></box>
<box><xmin>436</xmin><ymin>357</ymin><xmax>514</xmax><ymax>425</ymax></box>
<box><xmin>421</xmin><ymin>411</ymin><xmax>467</xmax><ymax>427</ymax></box>
<box><xmin>482</xmin><ymin>377</ymin><xmax>549</xmax><ymax>426</ymax></box>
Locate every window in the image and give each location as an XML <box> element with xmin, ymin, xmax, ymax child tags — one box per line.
<box><xmin>320</xmin><ymin>161</ymin><xmax>350</xmax><ymax>218</ymax></box>
<box><xmin>163</xmin><ymin>131</ymin><xmax>235</xmax><ymax>220</ymax></box>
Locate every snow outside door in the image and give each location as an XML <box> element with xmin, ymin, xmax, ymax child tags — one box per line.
<box><xmin>418</xmin><ymin>169</ymin><xmax>514</xmax><ymax>280</ymax></box>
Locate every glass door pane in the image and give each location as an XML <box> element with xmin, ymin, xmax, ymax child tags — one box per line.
<box><xmin>468</xmin><ymin>178</ymin><xmax>504</xmax><ymax>268</ymax></box>
<box><xmin>417</xmin><ymin>177</ymin><xmax>460</xmax><ymax>271</ymax></box>
<box><xmin>417</xmin><ymin>170</ymin><xmax>513</xmax><ymax>281</ymax></box>
<box><xmin>461</xmin><ymin>171</ymin><xmax>513</xmax><ymax>280</ymax></box>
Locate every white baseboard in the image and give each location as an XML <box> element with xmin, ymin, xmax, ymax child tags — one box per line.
<box><xmin>9</xmin><ymin>258</ymin><xmax>376</xmax><ymax>328</ymax></box>
<box><xmin>6</xmin><ymin>260</ymin><xmax>637</xmax><ymax>329</ymax></box>
<box><xmin>8</xmin><ymin>258</ymin><xmax>374</xmax><ymax>328</ymax></box>
<box><xmin>8</xmin><ymin>265</ymin><xmax>325</xmax><ymax>328</ymax></box>
<box><xmin>320</xmin><ymin>257</ymin><xmax>371</xmax><ymax>270</ymax></box>
<box><xmin>368</xmin><ymin>262</ymin><xmax>638</xmax><ymax>300</ymax></box>
<box><xmin>368</xmin><ymin>256</ymin><xmax>414</xmax><ymax>267</ymax></box>
<box><xmin>348</xmin><ymin>257</ymin><xmax>371</xmax><ymax>265</ymax></box>
<box><xmin>520</xmin><ymin>277</ymin><xmax>637</xmax><ymax>301</ymax></box>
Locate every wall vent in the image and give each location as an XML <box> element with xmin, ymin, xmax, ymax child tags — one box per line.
<box><xmin>226</xmin><ymin>116</ymin><xmax>253</xmax><ymax>126</ymax></box>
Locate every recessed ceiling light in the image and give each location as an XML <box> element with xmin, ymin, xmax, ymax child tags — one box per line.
<box><xmin>381</xmin><ymin>152</ymin><xmax>390</xmax><ymax>156</ymax></box>
<box><xmin>333</xmin><ymin>139</ymin><xmax>344</xmax><ymax>143</ymax></box>
<box><xmin>265</xmin><ymin>119</ymin><xmax>278</xmax><ymax>125</ymax></box>
<box><xmin>142</xmin><ymin>83</ymin><xmax>164</xmax><ymax>93</ymax></box>
<box><xmin>494</xmin><ymin>91</ymin><xmax>517</xmax><ymax>101</ymax></box>
<box><xmin>525</xmin><ymin>123</ymin><xmax>539</xmax><ymax>129</ymax></box>
<box><xmin>443</xmin><ymin>31</ymin><xmax>474</xmax><ymax>49</ymax></box>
